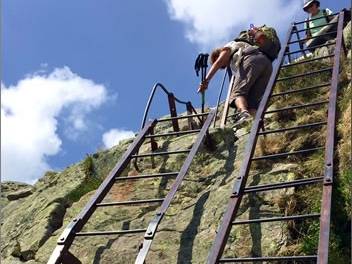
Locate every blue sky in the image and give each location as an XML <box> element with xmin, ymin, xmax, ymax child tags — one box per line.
<box><xmin>1</xmin><ymin>0</ymin><xmax>349</xmax><ymax>183</ymax></box>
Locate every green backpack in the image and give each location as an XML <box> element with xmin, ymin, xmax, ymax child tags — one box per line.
<box><xmin>235</xmin><ymin>25</ymin><xmax>281</xmax><ymax>62</ymax></box>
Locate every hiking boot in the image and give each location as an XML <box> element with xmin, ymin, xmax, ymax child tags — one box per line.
<box><xmin>233</xmin><ymin>110</ymin><xmax>252</xmax><ymax>128</ymax></box>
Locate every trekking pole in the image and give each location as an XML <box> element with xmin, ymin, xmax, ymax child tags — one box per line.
<box><xmin>194</xmin><ymin>53</ymin><xmax>209</xmax><ymax>118</ymax></box>
<box><xmin>201</xmin><ymin>54</ymin><xmax>209</xmax><ymax>115</ymax></box>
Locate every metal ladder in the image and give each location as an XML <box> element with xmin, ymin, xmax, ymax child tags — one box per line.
<box><xmin>207</xmin><ymin>10</ymin><xmax>346</xmax><ymax>264</ymax></box>
<box><xmin>48</xmin><ymin>83</ymin><xmax>216</xmax><ymax>264</ymax></box>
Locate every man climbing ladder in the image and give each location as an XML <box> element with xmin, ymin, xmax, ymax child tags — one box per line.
<box><xmin>197</xmin><ymin>25</ymin><xmax>280</xmax><ymax>125</ymax></box>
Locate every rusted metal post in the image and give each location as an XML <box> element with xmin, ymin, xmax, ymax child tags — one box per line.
<box><xmin>293</xmin><ymin>25</ymin><xmax>308</xmax><ymax>58</ymax></box>
<box><xmin>286</xmin><ymin>46</ymin><xmax>292</xmax><ymax>63</ymax></box>
<box><xmin>149</xmin><ymin>126</ymin><xmax>158</xmax><ymax>169</ymax></box>
<box><xmin>186</xmin><ymin>102</ymin><xmax>195</xmax><ymax>130</ymax></box>
<box><xmin>317</xmin><ymin>11</ymin><xmax>344</xmax><ymax>264</ymax></box>
<box><xmin>168</xmin><ymin>93</ymin><xmax>180</xmax><ymax>132</ymax></box>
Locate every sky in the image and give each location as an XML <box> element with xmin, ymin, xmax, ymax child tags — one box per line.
<box><xmin>1</xmin><ymin>0</ymin><xmax>349</xmax><ymax>184</ymax></box>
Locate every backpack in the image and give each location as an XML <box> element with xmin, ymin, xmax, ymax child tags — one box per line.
<box><xmin>305</xmin><ymin>9</ymin><xmax>332</xmax><ymax>38</ymax></box>
<box><xmin>234</xmin><ymin>25</ymin><xmax>281</xmax><ymax>62</ymax></box>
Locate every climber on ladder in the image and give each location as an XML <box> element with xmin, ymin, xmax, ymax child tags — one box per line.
<box><xmin>197</xmin><ymin>24</ymin><xmax>280</xmax><ymax>126</ymax></box>
<box><xmin>303</xmin><ymin>0</ymin><xmax>336</xmax><ymax>52</ymax></box>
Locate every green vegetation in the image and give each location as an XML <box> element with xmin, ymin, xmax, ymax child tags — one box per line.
<box><xmin>1</xmin><ymin>23</ymin><xmax>350</xmax><ymax>264</ymax></box>
<box><xmin>67</xmin><ymin>155</ymin><xmax>102</xmax><ymax>203</ymax></box>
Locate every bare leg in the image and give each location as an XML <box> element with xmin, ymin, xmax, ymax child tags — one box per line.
<box><xmin>234</xmin><ymin>96</ymin><xmax>248</xmax><ymax>112</ymax></box>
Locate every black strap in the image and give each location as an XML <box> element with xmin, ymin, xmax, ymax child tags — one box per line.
<box><xmin>305</xmin><ymin>19</ymin><xmax>311</xmax><ymax>38</ymax></box>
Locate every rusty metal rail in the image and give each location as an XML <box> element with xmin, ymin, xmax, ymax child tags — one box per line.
<box><xmin>48</xmin><ymin>85</ymin><xmax>216</xmax><ymax>263</ymax></box>
<box><xmin>207</xmin><ymin>11</ymin><xmax>346</xmax><ymax>264</ymax></box>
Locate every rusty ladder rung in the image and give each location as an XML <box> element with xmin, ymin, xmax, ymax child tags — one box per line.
<box><xmin>219</xmin><ymin>255</ymin><xmax>318</xmax><ymax>262</ymax></box>
<box><xmin>271</xmin><ymin>82</ymin><xmax>331</xmax><ymax>97</ymax></box>
<box><xmin>288</xmin><ymin>31</ymin><xmax>338</xmax><ymax>45</ymax></box>
<box><xmin>281</xmin><ymin>55</ymin><xmax>334</xmax><ymax>68</ymax></box>
<box><xmin>131</xmin><ymin>149</ymin><xmax>191</xmax><ymax>158</ymax></box>
<box><xmin>243</xmin><ymin>177</ymin><xmax>324</xmax><ymax>193</ymax></box>
<box><xmin>76</xmin><ymin>229</ymin><xmax>147</xmax><ymax>236</ymax></box>
<box><xmin>251</xmin><ymin>147</ymin><xmax>324</xmax><ymax>161</ymax></box>
<box><xmin>276</xmin><ymin>67</ymin><xmax>333</xmax><ymax>82</ymax></box>
<box><xmin>145</xmin><ymin>129</ymin><xmax>201</xmax><ymax>138</ymax></box>
<box><xmin>294</xmin><ymin>12</ymin><xmax>339</xmax><ymax>25</ymax></box>
<box><xmin>285</xmin><ymin>42</ymin><xmax>336</xmax><ymax>56</ymax></box>
<box><xmin>96</xmin><ymin>198</ymin><xmax>164</xmax><ymax>207</ymax></box>
<box><xmin>294</xmin><ymin>21</ymin><xmax>338</xmax><ymax>33</ymax></box>
<box><xmin>258</xmin><ymin>121</ymin><xmax>327</xmax><ymax>135</ymax></box>
<box><xmin>232</xmin><ymin>213</ymin><xmax>320</xmax><ymax>225</ymax></box>
<box><xmin>116</xmin><ymin>172</ymin><xmax>179</xmax><ymax>181</ymax></box>
<box><xmin>265</xmin><ymin>100</ymin><xmax>329</xmax><ymax>114</ymax></box>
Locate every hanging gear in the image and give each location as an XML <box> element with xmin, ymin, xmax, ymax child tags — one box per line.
<box><xmin>194</xmin><ymin>53</ymin><xmax>209</xmax><ymax>114</ymax></box>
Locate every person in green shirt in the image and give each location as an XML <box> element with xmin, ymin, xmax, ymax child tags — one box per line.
<box><xmin>303</xmin><ymin>0</ymin><xmax>336</xmax><ymax>52</ymax></box>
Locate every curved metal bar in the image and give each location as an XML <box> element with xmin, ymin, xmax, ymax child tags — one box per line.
<box><xmin>141</xmin><ymin>82</ymin><xmax>192</xmax><ymax>129</ymax></box>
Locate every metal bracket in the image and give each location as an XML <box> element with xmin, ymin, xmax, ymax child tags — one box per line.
<box><xmin>323</xmin><ymin>164</ymin><xmax>333</xmax><ymax>185</ymax></box>
<box><xmin>144</xmin><ymin>213</ymin><xmax>163</xmax><ymax>239</ymax></box>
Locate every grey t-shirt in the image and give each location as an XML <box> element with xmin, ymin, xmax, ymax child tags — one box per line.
<box><xmin>224</xmin><ymin>41</ymin><xmax>257</xmax><ymax>72</ymax></box>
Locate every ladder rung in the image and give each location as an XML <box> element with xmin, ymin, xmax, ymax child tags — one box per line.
<box><xmin>116</xmin><ymin>172</ymin><xmax>179</xmax><ymax>181</ymax></box>
<box><xmin>294</xmin><ymin>12</ymin><xmax>339</xmax><ymax>25</ymax></box>
<box><xmin>96</xmin><ymin>198</ymin><xmax>164</xmax><ymax>207</ymax></box>
<box><xmin>76</xmin><ymin>228</ymin><xmax>147</xmax><ymax>236</ymax></box>
<box><xmin>258</xmin><ymin>121</ymin><xmax>327</xmax><ymax>135</ymax></box>
<box><xmin>271</xmin><ymin>83</ymin><xmax>331</xmax><ymax>97</ymax></box>
<box><xmin>219</xmin><ymin>255</ymin><xmax>317</xmax><ymax>262</ymax></box>
<box><xmin>145</xmin><ymin>129</ymin><xmax>201</xmax><ymax>138</ymax></box>
<box><xmin>265</xmin><ymin>101</ymin><xmax>329</xmax><ymax>114</ymax></box>
<box><xmin>131</xmin><ymin>149</ymin><xmax>190</xmax><ymax>158</ymax></box>
<box><xmin>295</xmin><ymin>22</ymin><xmax>338</xmax><ymax>33</ymax></box>
<box><xmin>243</xmin><ymin>177</ymin><xmax>324</xmax><ymax>193</ymax></box>
<box><xmin>281</xmin><ymin>55</ymin><xmax>334</xmax><ymax>69</ymax></box>
<box><xmin>288</xmin><ymin>31</ymin><xmax>338</xmax><ymax>45</ymax></box>
<box><xmin>232</xmin><ymin>213</ymin><xmax>320</xmax><ymax>225</ymax></box>
<box><xmin>157</xmin><ymin>113</ymin><xmax>208</xmax><ymax>122</ymax></box>
<box><xmin>277</xmin><ymin>67</ymin><xmax>333</xmax><ymax>82</ymax></box>
<box><xmin>285</xmin><ymin>42</ymin><xmax>336</xmax><ymax>56</ymax></box>
<box><xmin>251</xmin><ymin>147</ymin><xmax>324</xmax><ymax>161</ymax></box>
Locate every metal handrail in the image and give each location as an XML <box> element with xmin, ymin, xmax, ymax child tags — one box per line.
<box><xmin>141</xmin><ymin>82</ymin><xmax>196</xmax><ymax>129</ymax></box>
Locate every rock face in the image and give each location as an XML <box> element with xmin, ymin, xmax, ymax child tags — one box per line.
<box><xmin>1</xmin><ymin>22</ymin><xmax>351</xmax><ymax>264</ymax></box>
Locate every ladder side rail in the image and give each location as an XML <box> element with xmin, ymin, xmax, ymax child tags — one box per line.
<box><xmin>135</xmin><ymin>110</ymin><xmax>216</xmax><ymax>264</ymax></box>
<box><xmin>47</xmin><ymin>120</ymin><xmax>157</xmax><ymax>264</ymax></box>
<box><xmin>317</xmin><ymin>11</ymin><xmax>345</xmax><ymax>264</ymax></box>
<box><xmin>207</xmin><ymin>22</ymin><xmax>295</xmax><ymax>264</ymax></box>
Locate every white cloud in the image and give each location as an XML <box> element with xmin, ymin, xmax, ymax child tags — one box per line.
<box><xmin>1</xmin><ymin>66</ymin><xmax>107</xmax><ymax>184</ymax></box>
<box><xmin>165</xmin><ymin>0</ymin><xmax>301</xmax><ymax>48</ymax></box>
<box><xmin>102</xmin><ymin>129</ymin><xmax>135</xmax><ymax>149</ymax></box>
